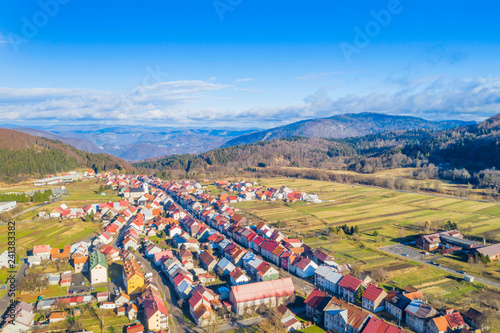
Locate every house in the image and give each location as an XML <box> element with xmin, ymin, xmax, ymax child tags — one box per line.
<box><xmin>362</xmin><ymin>317</ymin><xmax>405</xmax><ymax>333</ymax></box>
<box><xmin>229</xmin><ymin>277</ymin><xmax>295</xmax><ymax>315</ymax></box>
<box><xmin>143</xmin><ymin>292</ymin><xmax>169</xmax><ymax>331</ymax></box>
<box><xmin>116</xmin><ymin>306</ymin><xmax>126</xmax><ymax>316</ymax></box>
<box><xmin>123</xmin><ymin>259</ymin><xmax>145</xmax><ymax>294</ymax></box>
<box><xmin>72</xmin><ymin>256</ymin><xmax>88</xmax><ymax>273</ymax></box>
<box><xmin>48</xmin><ymin>311</ymin><xmax>67</xmax><ymax>323</ymax></box>
<box><xmin>314</xmin><ymin>266</ymin><xmax>343</xmax><ymax>295</ymax></box>
<box><xmin>295</xmin><ymin>257</ymin><xmax>318</xmax><ymax>278</ymax></box>
<box><xmin>126</xmin><ymin>324</ymin><xmax>144</xmax><ymax>333</ymax></box>
<box><xmin>59</xmin><ymin>271</ymin><xmax>72</xmax><ymax>287</ymax></box>
<box><xmin>33</xmin><ymin>245</ymin><xmax>51</xmax><ymax>260</ymax></box>
<box><xmin>337</xmin><ymin>274</ymin><xmax>363</xmax><ymax>303</ymax></box>
<box><xmin>100</xmin><ymin>302</ymin><xmax>116</xmax><ymax>309</ymax></box>
<box><xmin>463</xmin><ymin>307</ymin><xmax>484</xmax><ymax>329</ymax></box>
<box><xmin>304</xmin><ymin>289</ymin><xmax>331</xmax><ymax>324</ymax></box>
<box><xmin>404</xmin><ymin>299</ymin><xmax>438</xmax><ymax>333</ymax></box>
<box><xmin>199</xmin><ymin>250</ymin><xmax>218</xmax><ymax>271</ymax></box>
<box><xmin>427</xmin><ymin>311</ymin><xmax>467</xmax><ymax>333</ymax></box>
<box><xmin>229</xmin><ymin>268</ymin><xmax>250</xmax><ymax>285</ymax></box>
<box><xmin>127</xmin><ymin>303</ymin><xmax>138</xmax><ymax>321</ymax></box>
<box><xmin>114</xmin><ymin>292</ymin><xmax>130</xmax><ymax>306</ymax></box>
<box><xmin>311</xmin><ymin>249</ymin><xmax>334</xmax><ymax>266</ymax></box>
<box><xmin>144</xmin><ymin>244</ymin><xmax>162</xmax><ymax>257</ymax></box>
<box><xmin>2</xmin><ymin>301</ymin><xmax>35</xmax><ymax>332</ymax></box>
<box><xmin>89</xmin><ymin>251</ymin><xmax>108</xmax><ymax>285</ymax></box>
<box><xmin>385</xmin><ymin>291</ymin><xmax>411</xmax><ymax>323</ymax></box>
<box><xmin>362</xmin><ymin>285</ymin><xmax>387</xmax><ymax>312</ymax></box>
<box><xmin>276</xmin><ymin>304</ymin><xmax>303</xmax><ymax>332</ymax></box>
<box><xmin>123</xmin><ymin>237</ymin><xmax>139</xmax><ymax>251</ymax></box>
<box><xmin>475</xmin><ymin>243</ymin><xmax>500</xmax><ymax>261</ymax></box>
<box><xmin>216</xmin><ymin>257</ymin><xmax>236</xmax><ymax>276</ymax></box>
<box><xmin>96</xmin><ymin>291</ymin><xmax>109</xmax><ymax>302</ymax></box>
<box><xmin>256</xmin><ymin>263</ymin><xmax>280</xmax><ymax>281</ymax></box>
<box><xmin>189</xmin><ymin>292</ymin><xmax>217</xmax><ymax>327</ymax></box>
<box><xmin>323</xmin><ymin>296</ymin><xmax>371</xmax><ymax>333</ymax></box>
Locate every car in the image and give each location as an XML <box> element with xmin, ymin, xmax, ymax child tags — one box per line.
<box><xmin>402</xmin><ymin>253</ymin><xmax>409</xmax><ymax>256</ymax></box>
<box><xmin>429</xmin><ymin>261</ymin><xmax>434</xmax><ymax>265</ymax></box>
<box><xmin>458</xmin><ymin>270</ymin><xmax>466</xmax><ymax>274</ymax></box>
<box><xmin>81</xmin><ymin>282</ymin><xmax>85</xmax><ymax>286</ymax></box>
<box><xmin>79</xmin><ymin>289</ymin><xmax>85</xmax><ymax>293</ymax></box>
<box><xmin>37</xmin><ymin>296</ymin><xmax>44</xmax><ymax>301</ymax></box>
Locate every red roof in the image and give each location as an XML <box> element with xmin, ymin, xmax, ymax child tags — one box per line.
<box><xmin>338</xmin><ymin>274</ymin><xmax>362</xmax><ymax>293</ymax></box>
<box><xmin>230</xmin><ymin>277</ymin><xmax>294</xmax><ymax>304</ymax></box>
<box><xmin>126</xmin><ymin>324</ymin><xmax>144</xmax><ymax>333</ymax></box>
<box><xmin>363</xmin><ymin>285</ymin><xmax>386</xmax><ymax>302</ymax></box>
<box><xmin>363</xmin><ymin>317</ymin><xmax>405</xmax><ymax>333</ymax></box>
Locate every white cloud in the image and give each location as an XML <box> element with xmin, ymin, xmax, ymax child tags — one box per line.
<box><xmin>0</xmin><ymin>76</ymin><xmax>498</xmax><ymax>127</ymax></box>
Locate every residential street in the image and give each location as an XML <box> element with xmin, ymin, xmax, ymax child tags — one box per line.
<box><xmin>380</xmin><ymin>244</ymin><xmax>500</xmax><ymax>290</ymax></box>
<box><xmin>0</xmin><ymin>262</ymin><xmax>27</xmax><ymax>319</ymax></box>
<box><xmin>135</xmin><ymin>253</ymin><xmax>201</xmax><ymax>333</ymax></box>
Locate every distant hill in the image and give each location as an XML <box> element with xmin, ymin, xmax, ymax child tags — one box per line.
<box><xmin>0</xmin><ymin>128</ymin><xmax>134</xmax><ymax>178</ymax></box>
<box><xmin>224</xmin><ymin>112</ymin><xmax>473</xmax><ymax>147</ymax></box>
<box><xmin>136</xmin><ymin>113</ymin><xmax>500</xmax><ymax>187</ymax></box>
<box><xmin>15</xmin><ymin>127</ymin><xmax>107</xmax><ymax>154</ymax></box>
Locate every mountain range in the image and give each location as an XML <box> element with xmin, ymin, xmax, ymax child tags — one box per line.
<box><xmin>7</xmin><ymin>113</ymin><xmax>474</xmax><ymax>160</ymax></box>
<box><xmin>224</xmin><ymin>113</ymin><xmax>474</xmax><ymax>147</ymax></box>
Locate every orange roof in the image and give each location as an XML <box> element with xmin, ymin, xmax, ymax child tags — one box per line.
<box><xmin>49</xmin><ymin>312</ymin><xmax>66</xmax><ymax>319</ymax></box>
<box><xmin>73</xmin><ymin>256</ymin><xmax>88</xmax><ymax>264</ymax></box>
<box><xmin>432</xmin><ymin>316</ymin><xmax>450</xmax><ymax>332</ymax></box>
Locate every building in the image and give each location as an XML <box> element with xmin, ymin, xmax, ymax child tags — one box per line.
<box><xmin>229</xmin><ymin>277</ymin><xmax>295</xmax><ymax>315</ymax></box>
<box><xmin>199</xmin><ymin>250</ymin><xmax>218</xmax><ymax>271</ymax></box>
<box><xmin>123</xmin><ymin>259</ymin><xmax>145</xmax><ymax>295</ymax></box>
<box><xmin>337</xmin><ymin>274</ymin><xmax>363</xmax><ymax>303</ymax></box>
<box><xmin>323</xmin><ymin>296</ymin><xmax>371</xmax><ymax>333</ymax></box>
<box><xmin>427</xmin><ymin>311</ymin><xmax>467</xmax><ymax>333</ymax></box>
<box><xmin>89</xmin><ymin>251</ymin><xmax>108</xmax><ymax>285</ymax></box>
<box><xmin>0</xmin><ymin>201</ymin><xmax>17</xmax><ymax>213</ymax></box>
<box><xmin>48</xmin><ymin>312</ymin><xmax>67</xmax><ymax>323</ymax></box>
<box><xmin>362</xmin><ymin>285</ymin><xmax>387</xmax><ymax>312</ymax></box>
<box><xmin>304</xmin><ymin>289</ymin><xmax>331</xmax><ymax>324</ymax></box>
<box><xmin>416</xmin><ymin>230</ymin><xmax>481</xmax><ymax>252</ymax></box>
<box><xmin>72</xmin><ymin>256</ymin><xmax>88</xmax><ymax>273</ymax></box>
<box><xmin>475</xmin><ymin>243</ymin><xmax>500</xmax><ymax>261</ymax></box>
<box><xmin>32</xmin><ymin>245</ymin><xmax>51</xmax><ymax>260</ymax></box>
<box><xmin>385</xmin><ymin>291</ymin><xmax>411</xmax><ymax>324</ymax></box>
<box><xmin>404</xmin><ymin>299</ymin><xmax>438</xmax><ymax>333</ymax></box>
<box><xmin>362</xmin><ymin>317</ymin><xmax>405</xmax><ymax>333</ymax></box>
<box><xmin>2</xmin><ymin>301</ymin><xmax>36</xmax><ymax>332</ymax></box>
<box><xmin>314</xmin><ymin>266</ymin><xmax>343</xmax><ymax>295</ymax></box>
<box><xmin>143</xmin><ymin>292</ymin><xmax>169</xmax><ymax>331</ymax></box>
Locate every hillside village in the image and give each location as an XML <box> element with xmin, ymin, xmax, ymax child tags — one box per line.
<box><xmin>1</xmin><ymin>173</ymin><xmax>496</xmax><ymax>333</ymax></box>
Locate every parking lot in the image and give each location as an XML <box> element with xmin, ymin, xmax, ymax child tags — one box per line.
<box><xmin>381</xmin><ymin>243</ymin><xmax>437</xmax><ymax>261</ymax></box>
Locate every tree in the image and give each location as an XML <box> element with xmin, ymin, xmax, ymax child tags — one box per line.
<box><xmin>18</xmin><ymin>269</ymin><xmax>48</xmax><ymax>293</ymax></box>
<box><xmin>355</xmin><ymin>285</ymin><xmax>365</xmax><ymax>304</ymax></box>
<box><xmin>373</xmin><ymin>230</ymin><xmax>379</xmax><ymax>237</ymax></box>
<box><xmin>337</xmin><ymin>228</ymin><xmax>345</xmax><ymax>239</ymax></box>
<box><xmin>65</xmin><ymin>316</ymin><xmax>84</xmax><ymax>332</ymax></box>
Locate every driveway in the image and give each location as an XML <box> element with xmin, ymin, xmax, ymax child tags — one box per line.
<box><xmin>217</xmin><ymin>316</ymin><xmax>263</xmax><ymax>333</ymax></box>
<box><xmin>380</xmin><ymin>244</ymin><xmax>500</xmax><ymax>290</ymax></box>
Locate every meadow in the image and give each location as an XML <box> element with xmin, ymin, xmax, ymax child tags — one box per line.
<box><xmin>230</xmin><ymin>177</ymin><xmax>500</xmax><ymax>309</ymax></box>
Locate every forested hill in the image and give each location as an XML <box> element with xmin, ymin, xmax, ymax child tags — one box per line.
<box><xmin>135</xmin><ymin>113</ymin><xmax>500</xmax><ymax>188</ymax></box>
<box><xmin>224</xmin><ymin>112</ymin><xmax>473</xmax><ymax>147</ymax></box>
<box><xmin>0</xmin><ymin>128</ymin><xmax>134</xmax><ymax>178</ymax></box>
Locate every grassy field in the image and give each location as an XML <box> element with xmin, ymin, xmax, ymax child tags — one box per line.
<box><xmin>0</xmin><ymin>218</ymin><xmax>101</xmax><ymax>255</ymax></box>
<box><xmin>229</xmin><ymin>177</ymin><xmax>500</xmax><ymax>309</ymax></box>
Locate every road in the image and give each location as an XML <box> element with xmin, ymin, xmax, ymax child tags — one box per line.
<box><xmin>135</xmin><ymin>254</ymin><xmax>201</xmax><ymax>333</ymax></box>
<box><xmin>0</xmin><ymin>262</ymin><xmax>27</xmax><ymax>319</ymax></box>
<box><xmin>0</xmin><ymin>194</ymin><xmax>68</xmax><ymax>225</ymax></box>
<box><xmin>217</xmin><ymin>316</ymin><xmax>263</xmax><ymax>333</ymax></box>
<box><xmin>380</xmin><ymin>244</ymin><xmax>500</xmax><ymax>290</ymax></box>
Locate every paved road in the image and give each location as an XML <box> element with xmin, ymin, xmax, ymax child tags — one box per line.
<box><xmin>217</xmin><ymin>316</ymin><xmax>263</xmax><ymax>333</ymax></box>
<box><xmin>380</xmin><ymin>244</ymin><xmax>500</xmax><ymax>290</ymax></box>
<box><xmin>0</xmin><ymin>262</ymin><xmax>27</xmax><ymax>319</ymax></box>
<box><xmin>0</xmin><ymin>194</ymin><xmax>68</xmax><ymax>225</ymax></box>
<box><xmin>135</xmin><ymin>254</ymin><xmax>201</xmax><ymax>333</ymax></box>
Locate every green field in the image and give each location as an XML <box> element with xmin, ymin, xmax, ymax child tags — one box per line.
<box><xmin>0</xmin><ymin>219</ymin><xmax>101</xmax><ymax>255</ymax></box>
<box><xmin>230</xmin><ymin>177</ymin><xmax>500</xmax><ymax>309</ymax></box>
<box><xmin>233</xmin><ymin>178</ymin><xmax>500</xmax><ymax>239</ymax></box>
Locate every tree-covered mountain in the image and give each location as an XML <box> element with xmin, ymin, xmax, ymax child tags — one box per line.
<box><xmin>224</xmin><ymin>112</ymin><xmax>473</xmax><ymax>147</ymax></box>
<box><xmin>135</xmin><ymin>113</ymin><xmax>500</xmax><ymax>190</ymax></box>
<box><xmin>0</xmin><ymin>128</ymin><xmax>134</xmax><ymax>179</ymax></box>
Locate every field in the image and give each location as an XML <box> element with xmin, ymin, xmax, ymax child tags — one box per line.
<box><xmin>0</xmin><ymin>219</ymin><xmax>101</xmax><ymax>256</ymax></box>
<box><xmin>230</xmin><ymin>177</ymin><xmax>500</xmax><ymax>308</ymax></box>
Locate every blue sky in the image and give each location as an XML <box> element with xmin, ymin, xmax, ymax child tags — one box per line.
<box><xmin>0</xmin><ymin>0</ymin><xmax>499</xmax><ymax>128</ymax></box>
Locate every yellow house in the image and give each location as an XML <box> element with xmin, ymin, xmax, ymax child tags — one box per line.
<box><xmin>122</xmin><ymin>260</ymin><xmax>145</xmax><ymax>295</ymax></box>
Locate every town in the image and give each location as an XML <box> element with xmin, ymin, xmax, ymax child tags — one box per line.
<box><xmin>1</xmin><ymin>172</ymin><xmax>496</xmax><ymax>333</ymax></box>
